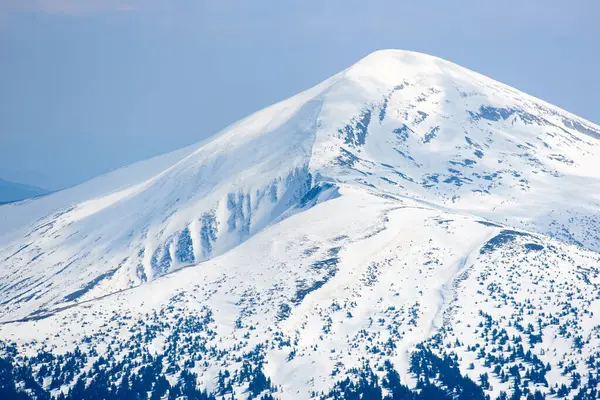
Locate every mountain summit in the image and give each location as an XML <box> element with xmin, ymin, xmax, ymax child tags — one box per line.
<box><xmin>2</xmin><ymin>50</ymin><xmax>600</xmax><ymax>400</ymax></box>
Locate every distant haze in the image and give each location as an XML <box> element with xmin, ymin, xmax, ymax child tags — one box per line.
<box><xmin>0</xmin><ymin>0</ymin><xmax>598</xmax><ymax>190</ymax></box>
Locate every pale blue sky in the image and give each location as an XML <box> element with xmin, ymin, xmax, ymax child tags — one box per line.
<box><xmin>1</xmin><ymin>0</ymin><xmax>598</xmax><ymax>190</ymax></box>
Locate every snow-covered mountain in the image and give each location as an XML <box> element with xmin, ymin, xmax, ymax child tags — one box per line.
<box><xmin>1</xmin><ymin>50</ymin><xmax>600</xmax><ymax>400</ymax></box>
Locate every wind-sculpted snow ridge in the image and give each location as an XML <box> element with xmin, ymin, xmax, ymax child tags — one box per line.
<box><xmin>2</xmin><ymin>50</ymin><xmax>600</xmax><ymax>400</ymax></box>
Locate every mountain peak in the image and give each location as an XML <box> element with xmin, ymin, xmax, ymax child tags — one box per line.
<box><xmin>343</xmin><ymin>49</ymin><xmax>469</xmax><ymax>84</ymax></box>
<box><xmin>1</xmin><ymin>51</ymin><xmax>600</xmax><ymax>317</ymax></box>
<box><xmin>2</xmin><ymin>51</ymin><xmax>600</xmax><ymax>323</ymax></box>
<box><xmin>351</xmin><ymin>48</ymin><xmax>444</xmax><ymax>67</ymax></box>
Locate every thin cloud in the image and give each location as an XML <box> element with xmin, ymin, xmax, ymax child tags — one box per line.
<box><xmin>1</xmin><ymin>0</ymin><xmax>135</xmax><ymax>16</ymax></box>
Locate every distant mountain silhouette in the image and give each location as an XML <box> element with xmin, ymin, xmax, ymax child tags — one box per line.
<box><xmin>0</xmin><ymin>178</ymin><xmax>48</xmax><ymax>203</ymax></box>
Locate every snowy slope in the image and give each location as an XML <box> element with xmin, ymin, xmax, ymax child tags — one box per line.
<box><xmin>1</xmin><ymin>50</ymin><xmax>600</xmax><ymax>400</ymax></box>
